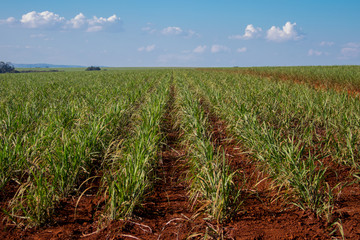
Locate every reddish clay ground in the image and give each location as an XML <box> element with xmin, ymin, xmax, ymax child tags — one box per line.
<box><xmin>1</xmin><ymin>85</ymin><xmax>360</xmax><ymax>239</ymax></box>
<box><xmin>196</xmin><ymin>68</ymin><xmax>360</xmax><ymax>97</ymax></box>
<box><xmin>97</xmin><ymin>85</ymin><xmax>208</xmax><ymax>239</ymax></box>
<box><xmin>201</xmin><ymin>101</ymin><xmax>331</xmax><ymax>239</ymax></box>
<box><xmin>204</xmin><ymin>100</ymin><xmax>360</xmax><ymax>239</ymax></box>
<box><xmin>324</xmin><ymin>159</ymin><xmax>360</xmax><ymax>238</ymax></box>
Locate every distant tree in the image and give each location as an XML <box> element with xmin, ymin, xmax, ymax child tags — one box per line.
<box><xmin>0</xmin><ymin>61</ymin><xmax>16</xmax><ymax>73</ymax></box>
<box><xmin>85</xmin><ymin>66</ymin><xmax>101</xmax><ymax>71</ymax></box>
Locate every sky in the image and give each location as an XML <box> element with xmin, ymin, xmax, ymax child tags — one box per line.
<box><xmin>0</xmin><ymin>0</ymin><xmax>359</xmax><ymax>67</ymax></box>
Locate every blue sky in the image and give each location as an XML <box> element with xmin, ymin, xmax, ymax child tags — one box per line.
<box><xmin>0</xmin><ymin>0</ymin><xmax>359</xmax><ymax>67</ymax></box>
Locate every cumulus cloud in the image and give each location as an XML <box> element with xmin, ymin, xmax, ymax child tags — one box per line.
<box><xmin>68</xmin><ymin>13</ymin><xmax>86</xmax><ymax>29</ymax></box>
<box><xmin>161</xmin><ymin>26</ymin><xmax>197</xmax><ymax>38</ymax></box>
<box><xmin>88</xmin><ymin>15</ymin><xmax>118</xmax><ymax>25</ymax></box>
<box><xmin>266</xmin><ymin>22</ymin><xmax>302</xmax><ymax>42</ymax></box>
<box><xmin>229</xmin><ymin>24</ymin><xmax>262</xmax><ymax>40</ymax></box>
<box><xmin>193</xmin><ymin>45</ymin><xmax>207</xmax><ymax>53</ymax></box>
<box><xmin>0</xmin><ymin>17</ymin><xmax>17</xmax><ymax>25</ymax></box>
<box><xmin>76</xmin><ymin>14</ymin><xmax>121</xmax><ymax>32</ymax></box>
<box><xmin>211</xmin><ymin>45</ymin><xmax>230</xmax><ymax>53</ymax></box>
<box><xmin>161</xmin><ymin>26</ymin><xmax>183</xmax><ymax>35</ymax></box>
<box><xmin>237</xmin><ymin>47</ymin><xmax>247</xmax><ymax>53</ymax></box>
<box><xmin>138</xmin><ymin>44</ymin><xmax>156</xmax><ymax>52</ymax></box>
<box><xmin>0</xmin><ymin>11</ymin><xmax>121</xmax><ymax>32</ymax></box>
<box><xmin>341</xmin><ymin>42</ymin><xmax>360</xmax><ymax>59</ymax></box>
<box><xmin>141</xmin><ymin>24</ymin><xmax>197</xmax><ymax>38</ymax></box>
<box><xmin>20</xmin><ymin>11</ymin><xmax>65</xmax><ymax>29</ymax></box>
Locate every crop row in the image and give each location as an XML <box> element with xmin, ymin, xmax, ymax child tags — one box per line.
<box><xmin>174</xmin><ymin>75</ymin><xmax>240</xmax><ymax>221</ymax></box>
<box><xmin>202</xmin><ymin>65</ymin><xmax>360</xmax><ymax>93</ymax></box>
<box><xmin>1</xmin><ymin>68</ymin><xmax>359</xmax><ymax>235</ymax></box>
<box><xmin>182</xmin><ymin>69</ymin><xmax>360</xmax><ymax>221</ymax></box>
<box><xmin>0</xmin><ymin>70</ymin><xmax>166</xmax><ymax>226</ymax></box>
<box><xmin>102</xmin><ymin>73</ymin><xmax>170</xmax><ymax>220</ymax></box>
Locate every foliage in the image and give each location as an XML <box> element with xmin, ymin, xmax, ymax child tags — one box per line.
<box><xmin>85</xmin><ymin>66</ymin><xmax>101</xmax><ymax>71</ymax></box>
<box><xmin>0</xmin><ymin>70</ymin><xmax>160</xmax><ymax>226</ymax></box>
<box><xmin>187</xmin><ymin>68</ymin><xmax>360</xmax><ymax>219</ymax></box>
<box><xmin>175</xmin><ymin>76</ymin><xmax>241</xmax><ymax>221</ymax></box>
<box><xmin>1</xmin><ymin>66</ymin><xmax>359</xmax><ymax>228</ymax></box>
<box><xmin>0</xmin><ymin>61</ymin><xmax>16</xmax><ymax>73</ymax></box>
<box><xmin>103</xmin><ymin>76</ymin><xmax>169</xmax><ymax>220</ymax></box>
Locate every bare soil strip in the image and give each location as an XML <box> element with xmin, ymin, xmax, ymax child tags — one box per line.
<box><xmin>0</xmin><ymin>83</ymin><xmax>156</xmax><ymax>240</ymax></box>
<box><xmin>200</xmin><ymin>99</ymin><xmax>332</xmax><ymax>239</ymax></box>
<box><xmin>325</xmin><ymin>159</ymin><xmax>360</xmax><ymax>238</ymax></box>
<box><xmin>0</xmin><ymin>176</ymin><xmax>103</xmax><ymax>239</ymax></box>
<box><xmin>203</xmin><ymin>98</ymin><xmax>360</xmax><ymax>239</ymax></box>
<box><xmin>99</xmin><ymin>85</ymin><xmax>206</xmax><ymax>239</ymax></box>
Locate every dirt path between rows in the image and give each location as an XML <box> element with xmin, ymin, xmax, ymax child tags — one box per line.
<box><xmin>201</xmin><ymin>100</ymin><xmax>332</xmax><ymax>239</ymax></box>
<box><xmin>0</xmin><ymin>82</ymin><xmax>157</xmax><ymax>240</ymax></box>
<box><xmin>2</xmin><ymin>82</ymin><xmax>358</xmax><ymax>239</ymax></box>
<box><xmin>324</xmin><ymin>159</ymin><xmax>360</xmax><ymax>238</ymax></box>
<box><xmin>104</xmin><ymin>85</ymin><xmax>207</xmax><ymax>239</ymax></box>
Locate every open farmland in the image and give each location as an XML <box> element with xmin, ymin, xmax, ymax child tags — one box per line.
<box><xmin>1</xmin><ymin>67</ymin><xmax>360</xmax><ymax>239</ymax></box>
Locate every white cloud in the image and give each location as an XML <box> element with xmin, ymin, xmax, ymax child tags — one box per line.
<box><xmin>161</xmin><ymin>26</ymin><xmax>197</xmax><ymax>38</ymax></box>
<box><xmin>161</xmin><ymin>26</ymin><xmax>183</xmax><ymax>35</ymax></box>
<box><xmin>266</xmin><ymin>22</ymin><xmax>302</xmax><ymax>42</ymax></box>
<box><xmin>7</xmin><ymin>17</ymin><xmax>17</xmax><ymax>24</ymax></box>
<box><xmin>0</xmin><ymin>17</ymin><xmax>17</xmax><ymax>25</ymax></box>
<box><xmin>237</xmin><ymin>47</ymin><xmax>247</xmax><ymax>53</ymax></box>
<box><xmin>193</xmin><ymin>45</ymin><xmax>207</xmax><ymax>53</ymax></box>
<box><xmin>68</xmin><ymin>13</ymin><xmax>86</xmax><ymax>29</ymax></box>
<box><xmin>211</xmin><ymin>45</ymin><xmax>230</xmax><ymax>53</ymax></box>
<box><xmin>229</xmin><ymin>24</ymin><xmax>262</xmax><ymax>40</ymax></box>
<box><xmin>340</xmin><ymin>42</ymin><xmax>360</xmax><ymax>59</ymax></box>
<box><xmin>0</xmin><ymin>11</ymin><xmax>121</xmax><ymax>32</ymax></box>
<box><xmin>308</xmin><ymin>49</ymin><xmax>323</xmax><ymax>56</ymax></box>
<box><xmin>88</xmin><ymin>15</ymin><xmax>119</xmax><ymax>25</ymax></box>
<box><xmin>85</xmin><ymin>14</ymin><xmax>121</xmax><ymax>32</ymax></box>
<box><xmin>20</xmin><ymin>11</ymin><xmax>65</xmax><ymax>29</ymax></box>
<box><xmin>138</xmin><ymin>44</ymin><xmax>156</xmax><ymax>52</ymax></box>
<box><xmin>320</xmin><ymin>41</ymin><xmax>334</xmax><ymax>47</ymax></box>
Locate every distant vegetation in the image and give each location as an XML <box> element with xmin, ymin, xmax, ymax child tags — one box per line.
<box><xmin>202</xmin><ymin>65</ymin><xmax>360</xmax><ymax>92</ymax></box>
<box><xmin>0</xmin><ymin>62</ymin><xmax>17</xmax><ymax>73</ymax></box>
<box><xmin>85</xmin><ymin>66</ymin><xmax>101</xmax><ymax>71</ymax></box>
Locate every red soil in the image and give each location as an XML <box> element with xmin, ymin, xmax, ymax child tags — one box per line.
<box><xmin>201</xmin><ymin>101</ymin><xmax>332</xmax><ymax>239</ymax></box>
<box><xmin>324</xmin><ymin>159</ymin><xmax>360</xmax><ymax>238</ymax></box>
<box><xmin>196</xmin><ymin>68</ymin><xmax>360</xmax><ymax>97</ymax></box>
<box><xmin>104</xmin><ymin>86</ymin><xmax>207</xmax><ymax>239</ymax></box>
<box><xmin>1</xmin><ymin>85</ymin><xmax>359</xmax><ymax>239</ymax></box>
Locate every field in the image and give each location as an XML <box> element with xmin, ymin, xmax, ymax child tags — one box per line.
<box><xmin>1</xmin><ymin>67</ymin><xmax>360</xmax><ymax>239</ymax></box>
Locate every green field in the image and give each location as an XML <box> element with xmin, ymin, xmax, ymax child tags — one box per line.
<box><xmin>1</xmin><ymin>67</ymin><xmax>359</xmax><ymax>238</ymax></box>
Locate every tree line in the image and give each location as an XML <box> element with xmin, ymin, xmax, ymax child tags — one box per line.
<box><xmin>0</xmin><ymin>62</ymin><xmax>17</xmax><ymax>73</ymax></box>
